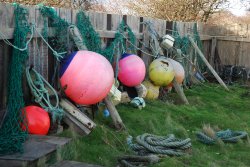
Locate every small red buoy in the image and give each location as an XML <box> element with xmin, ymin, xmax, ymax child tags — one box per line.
<box><xmin>22</xmin><ymin>106</ymin><xmax>50</xmax><ymax>135</ymax></box>
<box><xmin>118</xmin><ymin>53</ymin><xmax>146</xmax><ymax>87</ymax></box>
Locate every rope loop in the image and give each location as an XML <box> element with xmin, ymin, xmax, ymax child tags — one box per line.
<box><xmin>128</xmin><ymin>133</ymin><xmax>191</xmax><ymax>156</ymax></box>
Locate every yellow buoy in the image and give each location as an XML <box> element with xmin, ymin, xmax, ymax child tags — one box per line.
<box><xmin>143</xmin><ymin>80</ymin><xmax>160</xmax><ymax>100</ymax></box>
<box><xmin>149</xmin><ymin>57</ymin><xmax>175</xmax><ymax>86</ymax></box>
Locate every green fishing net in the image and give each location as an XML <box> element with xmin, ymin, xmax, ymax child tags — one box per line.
<box><xmin>172</xmin><ymin>22</ymin><xmax>205</xmax><ymax>85</ymax></box>
<box><xmin>0</xmin><ymin>5</ymin><xmax>30</xmax><ymax>155</ymax></box>
<box><xmin>0</xmin><ymin>4</ymin><xmax>137</xmax><ymax>155</ymax></box>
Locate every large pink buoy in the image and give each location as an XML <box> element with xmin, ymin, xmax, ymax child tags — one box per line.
<box><xmin>60</xmin><ymin>51</ymin><xmax>114</xmax><ymax>105</ymax></box>
<box><xmin>22</xmin><ymin>106</ymin><xmax>50</xmax><ymax>135</ymax></box>
<box><xmin>118</xmin><ymin>53</ymin><xmax>146</xmax><ymax>87</ymax></box>
<box><xmin>168</xmin><ymin>58</ymin><xmax>185</xmax><ymax>84</ymax></box>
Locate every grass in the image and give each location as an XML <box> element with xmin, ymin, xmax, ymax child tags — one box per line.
<box><xmin>58</xmin><ymin>84</ymin><xmax>250</xmax><ymax>167</ymax></box>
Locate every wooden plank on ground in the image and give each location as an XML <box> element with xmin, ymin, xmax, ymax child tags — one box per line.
<box><xmin>51</xmin><ymin>160</ymin><xmax>103</xmax><ymax>167</ymax></box>
<box><xmin>0</xmin><ymin>135</ymin><xmax>71</xmax><ymax>167</ymax></box>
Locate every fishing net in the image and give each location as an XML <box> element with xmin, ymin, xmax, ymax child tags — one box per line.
<box><xmin>39</xmin><ymin>5</ymin><xmax>136</xmax><ymax>63</ymax></box>
<box><xmin>159</xmin><ymin>22</ymin><xmax>205</xmax><ymax>102</ymax></box>
<box><xmin>0</xmin><ymin>5</ymin><xmax>30</xmax><ymax>155</ymax></box>
<box><xmin>172</xmin><ymin>22</ymin><xmax>205</xmax><ymax>86</ymax></box>
<box><xmin>0</xmin><ymin>4</ymin><xmax>137</xmax><ymax>155</ymax></box>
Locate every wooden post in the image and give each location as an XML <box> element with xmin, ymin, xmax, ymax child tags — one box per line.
<box><xmin>189</xmin><ymin>36</ymin><xmax>229</xmax><ymax>91</ymax></box>
<box><xmin>68</xmin><ymin>25</ymin><xmax>87</xmax><ymax>50</ymax></box>
<box><xmin>172</xmin><ymin>78</ymin><xmax>189</xmax><ymax>105</ymax></box>
<box><xmin>104</xmin><ymin>96</ymin><xmax>125</xmax><ymax>130</ymax></box>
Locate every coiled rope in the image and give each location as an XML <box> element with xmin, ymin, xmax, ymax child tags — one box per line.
<box><xmin>127</xmin><ymin>133</ymin><xmax>192</xmax><ymax>156</ymax></box>
<box><xmin>196</xmin><ymin>129</ymin><xmax>248</xmax><ymax>145</ymax></box>
<box><xmin>130</xmin><ymin>97</ymin><xmax>146</xmax><ymax>110</ymax></box>
<box><xmin>25</xmin><ymin>67</ymin><xmax>64</xmax><ymax>122</ymax></box>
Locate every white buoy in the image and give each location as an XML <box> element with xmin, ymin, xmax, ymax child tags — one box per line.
<box><xmin>161</xmin><ymin>35</ymin><xmax>175</xmax><ymax>49</ymax></box>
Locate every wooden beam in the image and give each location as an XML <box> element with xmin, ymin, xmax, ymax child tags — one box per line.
<box><xmin>189</xmin><ymin>36</ymin><xmax>229</xmax><ymax>91</ymax></box>
<box><xmin>104</xmin><ymin>96</ymin><xmax>125</xmax><ymax>130</ymax></box>
<box><xmin>172</xmin><ymin>79</ymin><xmax>189</xmax><ymax>105</ymax></box>
<box><xmin>200</xmin><ymin>36</ymin><xmax>250</xmax><ymax>43</ymax></box>
<box><xmin>0</xmin><ymin>28</ymin><xmax>143</xmax><ymax>40</ymax></box>
<box><xmin>217</xmin><ymin>36</ymin><xmax>250</xmax><ymax>43</ymax></box>
<box><xmin>200</xmin><ymin>36</ymin><xmax>212</xmax><ymax>41</ymax></box>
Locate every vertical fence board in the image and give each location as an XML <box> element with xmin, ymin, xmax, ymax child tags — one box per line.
<box><xmin>141</xmin><ymin>17</ymin><xmax>153</xmax><ymax>69</ymax></box>
<box><xmin>111</xmin><ymin>14</ymin><xmax>122</xmax><ymax>31</ymax></box>
<box><xmin>59</xmin><ymin>8</ymin><xmax>72</xmax><ymax>24</ymax></box>
<box><xmin>0</xmin><ymin>3</ymin><xmax>14</xmax><ymax>110</ymax></box>
<box><xmin>36</xmin><ymin>7</ymin><xmax>49</xmax><ymax>80</ymax></box>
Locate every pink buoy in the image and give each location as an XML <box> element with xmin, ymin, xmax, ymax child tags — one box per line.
<box><xmin>60</xmin><ymin>50</ymin><xmax>114</xmax><ymax>105</ymax></box>
<box><xmin>168</xmin><ymin>58</ymin><xmax>185</xmax><ymax>84</ymax></box>
<box><xmin>118</xmin><ymin>53</ymin><xmax>146</xmax><ymax>87</ymax></box>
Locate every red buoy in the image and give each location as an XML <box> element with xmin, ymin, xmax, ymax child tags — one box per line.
<box><xmin>22</xmin><ymin>106</ymin><xmax>50</xmax><ymax>135</ymax></box>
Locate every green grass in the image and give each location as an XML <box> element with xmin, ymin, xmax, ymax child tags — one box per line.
<box><xmin>58</xmin><ymin>84</ymin><xmax>250</xmax><ymax>167</ymax></box>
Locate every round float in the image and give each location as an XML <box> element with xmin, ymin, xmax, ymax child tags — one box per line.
<box><xmin>149</xmin><ymin>57</ymin><xmax>175</xmax><ymax>86</ymax></box>
<box><xmin>60</xmin><ymin>50</ymin><xmax>114</xmax><ymax>105</ymax></box>
<box><xmin>167</xmin><ymin>58</ymin><xmax>185</xmax><ymax>84</ymax></box>
<box><xmin>118</xmin><ymin>53</ymin><xmax>146</xmax><ymax>87</ymax></box>
<box><xmin>22</xmin><ymin>105</ymin><xmax>50</xmax><ymax>135</ymax></box>
<box><xmin>143</xmin><ymin>80</ymin><xmax>160</xmax><ymax>100</ymax></box>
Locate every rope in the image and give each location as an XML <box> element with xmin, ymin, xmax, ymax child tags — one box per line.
<box><xmin>33</xmin><ymin>26</ymin><xmax>67</xmax><ymax>61</ymax></box>
<box><xmin>127</xmin><ymin>133</ymin><xmax>192</xmax><ymax>156</ymax></box>
<box><xmin>25</xmin><ymin>67</ymin><xmax>64</xmax><ymax>122</ymax></box>
<box><xmin>0</xmin><ymin>24</ymin><xmax>34</xmax><ymax>51</ymax></box>
<box><xmin>196</xmin><ymin>129</ymin><xmax>248</xmax><ymax>145</ymax></box>
<box><xmin>130</xmin><ymin>97</ymin><xmax>146</xmax><ymax>110</ymax></box>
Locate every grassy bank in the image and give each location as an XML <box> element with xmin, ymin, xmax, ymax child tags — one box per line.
<box><xmin>59</xmin><ymin>84</ymin><xmax>250</xmax><ymax>167</ymax></box>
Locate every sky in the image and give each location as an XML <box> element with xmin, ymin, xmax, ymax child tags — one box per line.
<box><xmin>228</xmin><ymin>0</ymin><xmax>249</xmax><ymax>16</ymax></box>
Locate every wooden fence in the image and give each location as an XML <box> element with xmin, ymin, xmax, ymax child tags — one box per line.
<box><xmin>200</xmin><ymin>23</ymin><xmax>250</xmax><ymax>69</ymax></box>
<box><xmin>0</xmin><ymin>3</ymin><xmax>250</xmax><ymax>111</ymax></box>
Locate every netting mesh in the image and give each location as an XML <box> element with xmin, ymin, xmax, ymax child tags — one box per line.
<box><xmin>172</xmin><ymin>22</ymin><xmax>205</xmax><ymax>85</ymax></box>
<box><xmin>159</xmin><ymin>22</ymin><xmax>204</xmax><ymax>102</ymax></box>
<box><xmin>0</xmin><ymin>4</ymin><xmax>137</xmax><ymax>155</ymax></box>
<box><xmin>0</xmin><ymin>5</ymin><xmax>30</xmax><ymax>155</ymax></box>
<box><xmin>39</xmin><ymin>6</ymin><xmax>136</xmax><ymax>63</ymax></box>
<box><xmin>76</xmin><ymin>11</ymin><xmax>136</xmax><ymax>62</ymax></box>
